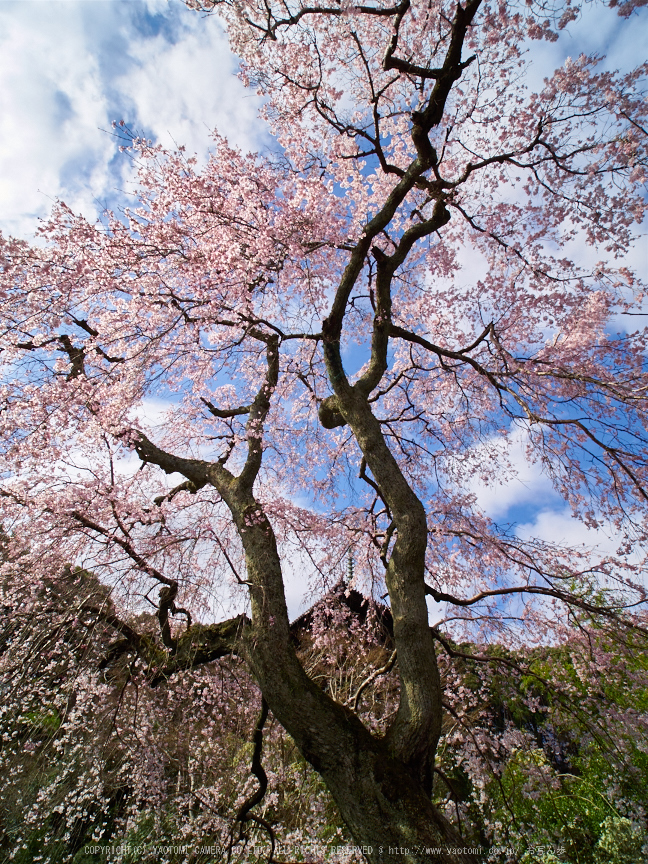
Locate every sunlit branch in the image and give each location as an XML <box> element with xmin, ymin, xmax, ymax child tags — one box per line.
<box><xmin>351</xmin><ymin>648</ymin><xmax>397</xmax><ymax>711</ymax></box>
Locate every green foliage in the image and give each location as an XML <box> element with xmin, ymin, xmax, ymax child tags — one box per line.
<box><xmin>433</xmin><ymin>625</ymin><xmax>648</xmax><ymax>864</ymax></box>
<box><xmin>592</xmin><ymin>816</ymin><xmax>647</xmax><ymax>864</ymax></box>
<box><xmin>22</xmin><ymin>708</ymin><xmax>62</xmax><ymax>734</ymax></box>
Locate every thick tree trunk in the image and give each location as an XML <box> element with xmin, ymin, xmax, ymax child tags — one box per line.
<box><xmin>226</xmin><ymin>490</ymin><xmax>482</xmax><ymax>864</ymax></box>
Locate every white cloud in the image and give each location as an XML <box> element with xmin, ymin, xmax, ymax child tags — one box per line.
<box><xmin>515</xmin><ymin>508</ymin><xmax>648</xmax><ymax>594</ymax></box>
<box><xmin>115</xmin><ymin>11</ymin><xmax>263</xmax><ymax>160</ymax></box>
<box><xmin>0</xmin><ymin>1</ymin><xmax>266</xmax><ymax>240</ymax></box>
<box><xmin>516</xmin><ymin>506</ymin><xmax>618</xmax><ymax>553</ymax></box>
<box><xmin>463</xmin><ymin>429</ymin><xmax>643</xmax><ymax>579</ymax></box>
<box><xmin>463</xmin><ymin>425</ymin><xmax>558</xmax><ymax>523</ymax></box>
<box><xmin>0</xmin><ymin>2</ymin><xmax>117</xmax><ymax>237</ymax></box>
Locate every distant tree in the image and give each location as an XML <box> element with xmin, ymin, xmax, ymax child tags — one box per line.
<box><xmin>1</xmin><ymin>0</ymin><xmax>647</xmax><ymax>861</ymax></box>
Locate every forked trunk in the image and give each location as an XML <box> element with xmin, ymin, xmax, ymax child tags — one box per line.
<box><xmin>232</xmin><ymin>495</ymin><xmax>483</xmax><ymax>864</ymax></box>
<box><xmin>257</xmin><ymin>660</ymin><xmax>481</xmax><ymax>864</ymax></box>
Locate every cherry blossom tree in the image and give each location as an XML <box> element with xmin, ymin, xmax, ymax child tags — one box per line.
<box><xmin>1</xmin><ymin>0</ymin><xmax>648</xmax><ymax>861</ymax></box>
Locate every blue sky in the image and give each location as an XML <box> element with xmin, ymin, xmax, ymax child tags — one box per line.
<box><xmin>1</xmin><ymin>0</ymin><xmax>646</xmax><ymax>612</ymax></box>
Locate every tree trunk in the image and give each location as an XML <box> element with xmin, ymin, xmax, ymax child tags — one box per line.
<box><xmin>227</xmin><ymin>490</ymin><xmax>482</xmax><ymax>864</ymax></box>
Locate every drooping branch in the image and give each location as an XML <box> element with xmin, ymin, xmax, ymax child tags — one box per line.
<box><xmin>236</xmin><ymin>697</ymin><xmax>270</xmax><ymax>823</ymax></box>
<box><xmin>83</xmin><ymin>606</ymin><xmax>149</xmax><ymax>670</ymax></box>
<box><xmin>433</xmin><ymin>628</ymin><xmax>641</xmax><ymax>760</ymax></box>
<box><xmin>229</xmin><ymin>696</ymin><xmax>276</xmax><ymax>863</ymax></box>
<box><xmin>150</xmin><ymin>614</ymin><xmax>249</xmax><ymax>685</ymax></box>
<box><xmin>425</xmin><ymin>582</ymin><xmax>648</xmax><ymax>633</ymax></box>
<box><xmin>70</xmin><ymin>510</ymin><xmax>177</xmax><ymax>588</ymax></box>
<box><xmin>157</xmin><ymin>581</ymin><xmax>180</xmax><ymax>651</ymax></box>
